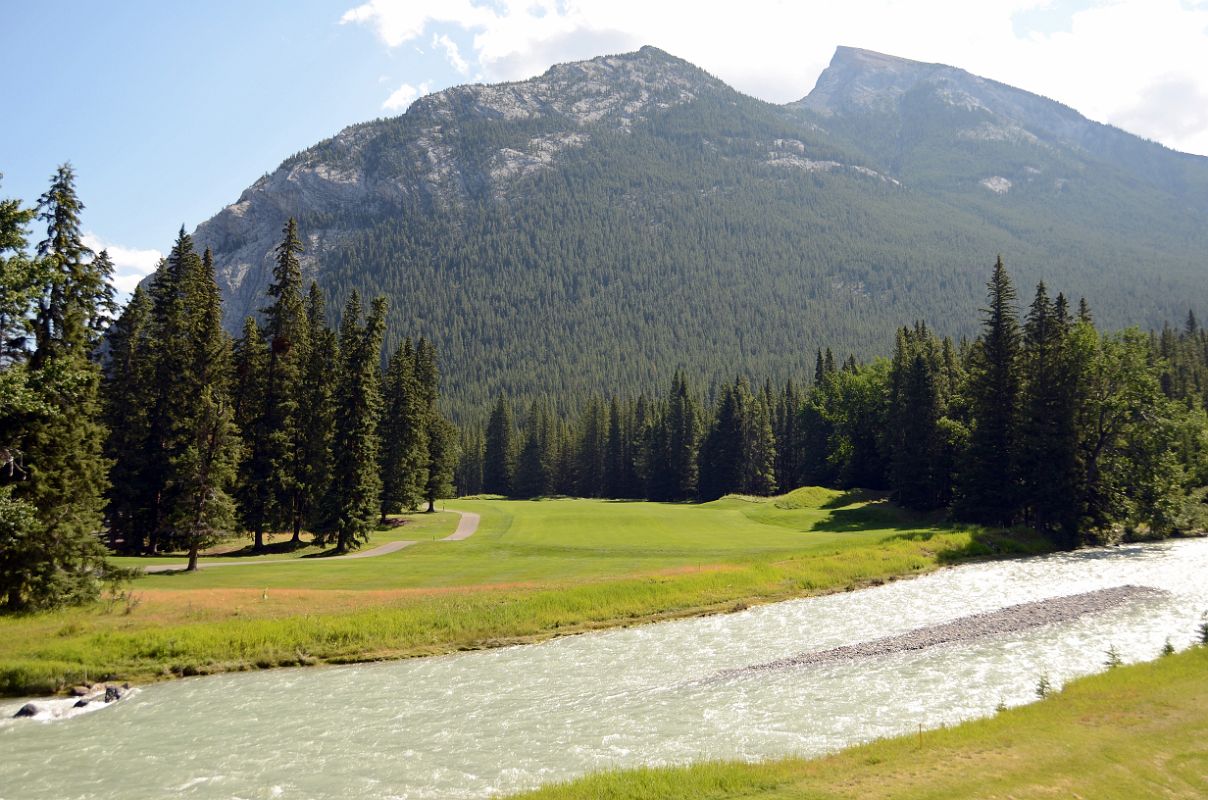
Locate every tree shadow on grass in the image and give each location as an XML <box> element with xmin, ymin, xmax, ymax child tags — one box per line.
<box><xmin>808</xmin><ymin>501</ymin><xmax>934</xmax><ymax>534</ymax></box>
<box><xmin>886</xmin><ymin>527</ymin><xmax>1053</xmax><ymax>564</ymax></box>
<box><xmin>201</xmin><ymin>538</ymin><xmax>316</xmax><ymax>559</ymax></box>
<box><xmin>820</xmin><ymin>488</ymin><xmax>890</xmax><ymax>509</ymax></box>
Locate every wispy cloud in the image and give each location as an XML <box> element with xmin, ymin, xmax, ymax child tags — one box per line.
<box><xmin>341</xmin><ymin>0</ymin><xmax>1208</xmax><ymax>157</ymax></box>
<box><xmin>382</xmin><ymin>80</ymin><xmax>431</xmax><ymax>112</ymax></box>
<box><xmin>432</xmin><ymin>33</ymin><xmax>469</xmax><ymax>74</ymax></box>
<box><xmin>82</xmin><ymin>232</ymin><xmax>162</xmax><ymax>296</ymax></box>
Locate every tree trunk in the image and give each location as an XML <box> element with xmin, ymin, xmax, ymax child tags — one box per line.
<box><xmin>187</xmin><ymin>539</ymin><xmax>199</xmax><ymax>572</ymax></box>
<box><xmin>291</xmin><ymin>515</ymin><xmax>302</xmax><ymax>545</ymax></box>
<box><xmin>426</xmin><ymin>497</ymin><xmax>436</xmax><ymax>513</ymax></box>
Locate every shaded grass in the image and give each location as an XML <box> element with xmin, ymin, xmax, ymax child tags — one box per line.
<box><xmin>510</xmin><ymin>646</ymin><xmax>1208</xmax><ymax>800</ymax></box>
<box><xmin>0</xmin><ymin>491</ymin><xmax>1049</xmax><ymax>696</ymax></box>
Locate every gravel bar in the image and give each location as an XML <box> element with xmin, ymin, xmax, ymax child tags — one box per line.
<box><xmin>714</xmin><ymin>585</ymin><xmax>1165</xmax><ymax>680</ymax></box>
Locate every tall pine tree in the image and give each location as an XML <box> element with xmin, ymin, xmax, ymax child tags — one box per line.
<box><xmin>326</xmin><ymin>293</ymin><xmax>387</xmax><ymax>552</ymax></box>
<box><xmin>956</xmin><ymin>257</ymin><xmax>1022</xmax><ymax>526</ymax></box>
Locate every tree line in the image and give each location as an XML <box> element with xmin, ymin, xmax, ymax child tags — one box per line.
<box><xmin>458</xmin><ymin>257</ymin><xmax>1208</xmax><ymax>547</ymax></box>
<box><xmin>1</xmin><ymin>168</ymin><xmax>458</xmax><ymax>610</ymax></box>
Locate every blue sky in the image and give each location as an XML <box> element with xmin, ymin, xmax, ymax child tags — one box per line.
<box><xmin>1</xmin><ymin>1</ymin><xmax>466</xmax><ymax>289</ymax></box>
<box><xmin>4</xmin><ymin>1</ymin><xmax>1207</xmax><ymax>293</ymax></box>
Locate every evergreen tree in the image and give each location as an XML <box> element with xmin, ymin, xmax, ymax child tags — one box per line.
<box><xmin>1017</xmin><ymin>282</ymin><xmax>1081</xmax><ymax>545</ymax></box>
<box><xmin>414</xmin><ymin>337</ymin><xmax>458</xmax><ymax>511</ymax></box>
<box><xmin>699</xmin><ymin>377</ymin><xmax>777</xmax><ymax>499</ymax></box>
<box><xmin>773</xmin><ymin>380</ymin><xmax>802</xmax><ymax>492</ymax></box>
<box><xmin>956</xmin><ymin>257</ymin><xmax>1022</xmax><ymax>525</ymax></box>
<box><xmin>575</xmin><ymin>396</ymin><xmax>607</xmax><ymax>497</ymax></box>
<box><xmin>2</xmin><ymin>166</ymin><xmax>112</xmax><ymax>609</ymax></box>
<box><xmin>379</xmin><ymin>339</ymin><xmax>427</xmax><ymax>518</ymax></box>
<box><xmin>663</xmin><ymin>372</ymin><xmax>702</xmax><ymax>500</ymax></box>
<box><xmin>423</xmin><ymin>416</ymin><xmax>459</xmax><ymax>512</ymax></box>
<box><xmin>258</xmin><ymin>218</ymin><xmax>308</xmax><ymax>547</ymax></box>
<box><xmin>514</xmin><ymin>401</ymin><xmax>553</xmax><ymax>498</ymax></box>
<box><xmin>172</xmin><ymin>385</ymin><xmax>240</xmax><ymax>571</ymax></box>
<box><xmin>455</xmin><ymin>426</ymin><xmax>484</xmax><ymax>496</ymax></box>
<box><xmin>295</xmin><ymin>283</ymin><xmax>337</xmax><ymax>538</ymax></box>
<box><xmin>0</xmin><ymin>177</ymin><xmax>38</xmax><ymax>367</ymax></box>
<box><xmin>326</xmin><ymin>293</ymin><xmax>387</xmax><ymax>552</ymax></box>
<box><xmin>604</xmin><ymin>397</ymin><xmax>628</xmax><ymax>498</ymax></box>
<box><xmin>483</xmin><ymin>395</ymin><xmax>515</xmax><ymax>495</ymax></box>
<box><xmin>101</xmin><ymin>286</ymin><xmax>153</xmax><ymax>551</ymax></box>
<box><xmin>231</xmin><ymin>316</ymin><xmax>270</xmax><ymax>547</ymax></box>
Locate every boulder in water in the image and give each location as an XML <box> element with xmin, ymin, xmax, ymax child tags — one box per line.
<box><xmin>104</xmin><ymin>685</ymin><xmax>122</xmax><ymax>703</ymax></box>
<box><xmin>13</xmin><ymin>703</ymin><xmax>38</xmax><ymax>718</ymax></box>
<box><xmin>73</xmin><ymin>698</ymin><xmax>90</xmax><ymax>708</ymax></box>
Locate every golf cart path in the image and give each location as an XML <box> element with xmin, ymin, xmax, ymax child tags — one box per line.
<box><xmin>143</xmin><ymin>509</ymin><xmax>480</xmax><ymax>573</ymax></box>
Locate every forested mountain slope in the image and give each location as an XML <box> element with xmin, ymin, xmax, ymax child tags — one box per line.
<box><xmin>189</xmin><ymin>45</ymin><xmax>1208</xmax><ymax>416</ymax></box>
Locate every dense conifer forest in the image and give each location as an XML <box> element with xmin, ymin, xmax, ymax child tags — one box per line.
<box><xmin>457</xmin><ymin>258</ymin><xmax>1208</xmax><ymax>547</ymax></box>
<box><xmin>1</xmin><ymin>166</ymin><xmax>1205</xmax><ymax>612</ymax></box>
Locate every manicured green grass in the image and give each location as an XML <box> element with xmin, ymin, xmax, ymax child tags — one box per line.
<box><xmin>0</xmin><ymin>489</ymin><xmax>1048</xmax><ymax>696</ymax></box>
<box><xmin>510</xmin><ymin>645</ymin><xmax>1208</xmax><ymax>800</ymax></box>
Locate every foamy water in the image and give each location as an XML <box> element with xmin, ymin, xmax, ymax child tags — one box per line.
<box><xmin>2</xmin><ymin>539</ymin><xmax>1206</xmax><ymax>799</ymax></box>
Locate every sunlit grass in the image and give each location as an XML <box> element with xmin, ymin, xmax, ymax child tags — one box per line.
<box><xmin>0</xmin><ymin>489</ymin><xmax>1049</xmax><ymax>695</ymax></box>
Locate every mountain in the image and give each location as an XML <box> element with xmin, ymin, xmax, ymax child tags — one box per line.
<box><xmin>189</xmin><ymin>45</ymin><xmax>1208</xmax><ymax>416</ymax></box>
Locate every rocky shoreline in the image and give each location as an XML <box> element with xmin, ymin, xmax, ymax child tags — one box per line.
<box><xmin>12</xmin><ymin>682</ymin><xmax>131</xmax><ymax>719</ymax></box>
<box><xmin>714</xmin><ymin>585</ymin><xmax>1166</xmax><ymax>680</ymax></box>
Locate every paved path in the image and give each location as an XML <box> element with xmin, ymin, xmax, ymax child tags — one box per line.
<box><xmin>143</xmin><ymin>510</ymin><xmax>480</xmax><ymax>573</ymax></box>
<box><xmin>441</xmin><ymin>510</ymin><xmax>480</xmax><ymax>541</ymax></box>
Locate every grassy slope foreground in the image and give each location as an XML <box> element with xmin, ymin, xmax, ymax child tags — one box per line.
<box><xmin>0</xmin><ymin>489</ymin><xmax>1046</xmax><ymax>696</ymax></box>
<box><xmin>512</xmin><ymin>646</ymin><xmax>1208</xmax><ymax>800</ymax></box>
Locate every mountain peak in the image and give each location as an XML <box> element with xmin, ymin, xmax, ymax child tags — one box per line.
<box><xmin>405</xmin><ymin>45</ymin><xmax>725</xmax><ymax>130</ymax></box>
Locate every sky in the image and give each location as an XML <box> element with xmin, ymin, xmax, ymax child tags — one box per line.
<box><xmin>3</xmin><ymin>0</ymin><xmax>1208</xmax><ymax>295</ymax></box>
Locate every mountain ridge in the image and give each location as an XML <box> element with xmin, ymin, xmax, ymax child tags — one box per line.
<box><xmin>183</xmin><ymin>45</ymin><xmax>1208</xmax><ymax>416</ymax></box>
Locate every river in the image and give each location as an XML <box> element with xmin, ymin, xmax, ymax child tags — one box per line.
<box><xmin>2</xmin><ymin>538</ymin><xmax>1206</xmax><ymax>800</ymax></box>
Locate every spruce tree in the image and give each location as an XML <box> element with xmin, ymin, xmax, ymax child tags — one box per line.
<box><xmin>259</xmin><ymin>218</ymin><xmax>308</xmax><ymax>547</ymax></box>
<box><xmin>1018</xmin><ymin>282</ymin><xmax>1080</xmax><ymax>545</ymax></box>
<box><xmin>326</xmin><ymin>293</ymin><xmax>387</xmax><ymax>552</ymax></box>
<box><xmin>514</xmin><ymin>401</ymin><xmax>552</xmax><ymax>498</ymax></box>
<box><xmin>102</xmin><ymin>286</ymin><xmax>154</xmax><ymax>551</ymax></box>
<box><xmin>423</xmin><ymin>416</ymin><xmax>459</xmax><ymax>512</ymax></box>
<box><xmin>415</xmin><ymin>337</ymin><xmax>458</xmax><ymax>511</ymax></box>
<box><xmin>455</xmin><ymin>426</ymin><xmax>485</xmax><ymax>496</ymax></box>
<box><xmin>604</xmin><ymin>397</ymin><xmax>628</xmax><ymax>498</ymax></box>
<box><xmin>483</xmin><ymin>395</ymin><xmax>515</xmax><ymax>495</ymax></box>
<box><xmin>167</xmin><ymin>247</ymin><xmax>240</xmax><ymax>568</ymax></box>
<box><xmin>379</xmin><ymin>339</ymin><xmax>427</xmax><ymax>518</ymax></box>
<box><xmin>745</xmin><ymin>387</ymin><xmax>778</xmax><ymax>496</ymax></box>
<box><xmin>231</xmin><ymin>316</ymin><xmax>271</xmax><ymax>547</ymax></box>
<box><xmin>698</xmin><ymin>381</ymin><xmax>745</xmax><ymax>500</ymax></box>
<box><xmin>295</xmin><ymin>283</ymin><xmax>337</xmax><ymax>538</ymax></box>
<box><xmin>172</xmin><ymin>386</ymin><xmax>240</xmax><ymax>571</ymax></box>
<box><xmin>664</xmin><ymin>372</ymin><xmax>702</xmax><ymax>500</ymax></box>
<box><xmin>575</xmin><ymin>396</ymin><xmax>607</xmax><ymax>497</ymax></box>
<box><xmin>956</xmin><ymin>257</ymin><xmax>1022</xmax><ymax>525</ymax></box>
<box><xmin>2</xmin><ymin>166</ymin><xmax>112</xmax><ymax>609</ymax></box>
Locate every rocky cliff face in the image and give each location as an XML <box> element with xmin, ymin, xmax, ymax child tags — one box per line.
<box><xmin>794</xmin><ymin>46</ymin><xmax>1208</xmax><ymax>204</ymax></box>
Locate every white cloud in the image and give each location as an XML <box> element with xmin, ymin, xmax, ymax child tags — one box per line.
<box><xmin>82</xmin><ymin>233</ymin><xmax>162</xmax><ymax>296</ymax></box>
<box><xmin>341</xmin><ymin>0</ymin><xmax>1208</xmax><ymax>156</ymax></box>
<box><xmin>432</xmin><ymin>33</ymin><xmax>469</xmax><ymax>74</ymax></box>
<box><xmin>382</xmin><ymin>80</ymin><xmax>431</xmax><ymax>111</ymax></box>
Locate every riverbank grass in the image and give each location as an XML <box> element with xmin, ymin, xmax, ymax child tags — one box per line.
<box><xmin>0</xmin><ymin>489</ymin><xmax>1049</xmax><ymax>696</ymax></box>
<box><xmin>511</xmin><ymin>645</ymin><xmax>1208</xmax><ymax>799</ymax></box>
